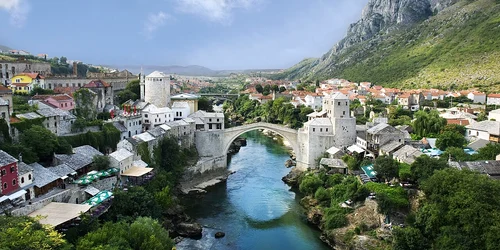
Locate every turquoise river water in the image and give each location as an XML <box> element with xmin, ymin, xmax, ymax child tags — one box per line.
<box><xmin>177</xmin><ymin>131</ymin><xmax>330</xmax><ymax>250</ymax></box>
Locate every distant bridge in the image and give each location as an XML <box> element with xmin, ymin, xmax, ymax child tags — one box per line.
<box><xmin>199</xmin><ymin>93</ymin><xmax>240</xmax><ymax>98</ymax></box>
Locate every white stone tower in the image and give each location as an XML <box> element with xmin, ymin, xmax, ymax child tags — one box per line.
<box><xmin>145</xmin><ymin>71</ymin><xmax>170</xmax><ymax>108</ymax></box>
<box><xmin>140</xmin><ymin>67</ymin><xmax>145</xmax><ymax>101</ymax></box>
<box><xmin>324</xmin><ymin>92</ymin><xmax>356</xmax><ymax>148</ymax></box>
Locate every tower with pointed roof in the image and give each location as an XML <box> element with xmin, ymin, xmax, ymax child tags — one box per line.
<box><xmin>144</xmin><ymin>71</ymin><xmax>170</xmax><ymax>108</ymax></box>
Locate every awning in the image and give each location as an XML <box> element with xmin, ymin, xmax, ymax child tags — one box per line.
<box><xmin>121</xmin><ymin>167</ymin><xmax>153</xmax><ymax>177</ymax></box>
<box><xmin>327</xmin><ymin>146</ymin><xmax>341</xmax><ymax>155</ymax></box>
<box><xmin>29</xmin><ymin>202</ymin><xmax>92</xmax><ymax>227</ymax></box>
<box><xmin>347</xmin><ymin>144</ymin><xmax>365</xmax><ymax>154</ymax></box>
<box><xmin>84</xmin><ymin>190</ymin><xmax>113</xmax><ymax>207</ymax></box>
<box><xmin>0</xmin><ymin>189</ymin><xmax>27</xmax><ymax>202</ymax></box>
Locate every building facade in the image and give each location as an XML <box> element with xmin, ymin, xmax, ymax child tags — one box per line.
<box><xmin>143</xmin><ymin>71</ymin><xmax>171</xmax><ymax>108</ymax></box>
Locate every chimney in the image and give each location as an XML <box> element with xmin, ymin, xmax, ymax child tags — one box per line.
<box><xmin>18</xmin><ymin>153</ymin><xmax>22</xmax><ymax>163</ymax></box>
<box><xmin>73</xmin><ymin>62</ymin><xmax>78</xmax><ymax>76</ymax></box>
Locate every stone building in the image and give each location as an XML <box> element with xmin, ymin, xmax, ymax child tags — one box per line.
<box><xmin>171</xmin><ymin>93</ymin><xmax>199</xmax><ymax>115</ymax></box>
<box><xmin>83</xmin><ymin>80</ymin><xmax>113</xmax><ymax>113</ymax></box>
<box><xmin>142</xmin><ymin>71</ymin><xmax>171</xmax><ymax>108</ymax></box>
<box><xmin>0</xmin><ymin>85</ymin><xmax>13</xmax><ymax>115</ymax></box>
<box><xmin>189</xmin><ymin>110</ymin><xmax>224</xmax><ymax>131</ymax></box>
<box><xmin>0</xmin><ymin>60</ymin><xmax>51</xmax><ymax>86</ymax></box>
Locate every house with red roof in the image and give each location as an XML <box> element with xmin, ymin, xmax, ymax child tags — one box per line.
<box><xmin>32</xmin><ymin>94</ymin><xmax>75</xmax><ymax>111</ymax></box>
<box><xmin>487</xmin><ymin>94</ymin><xmax>500</xmax><ymax>106</ymax></box>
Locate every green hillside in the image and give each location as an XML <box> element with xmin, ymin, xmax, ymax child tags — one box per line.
<box><xmin>277</xmin><ymin>0</ymin><xmax>500</xmax><ymax>91</ymax></box>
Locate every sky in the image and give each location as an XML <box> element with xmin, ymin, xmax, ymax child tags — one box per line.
<box><xmin>0</xmin><ymin>0</ymin><xmax>368</xmax><ymax>70</ymax></box>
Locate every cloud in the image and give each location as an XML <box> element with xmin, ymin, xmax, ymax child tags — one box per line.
<box><xmin>175</xmin><ymin>0</ymin><xmax>259</xmax><ymax>23</ymax></box>
<box><xmin>143</xmin><ymin>11</ymin><xmax>172</xmax><ymax>39</ymax></box>
<box><xmin>0</xmin><ymin>0</ymin><xmax>30</xmax><ymax>27</ymax></box>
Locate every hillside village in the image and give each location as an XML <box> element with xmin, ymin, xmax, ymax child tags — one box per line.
<box><xmin>2</xmin><ymin>55</ymin><xmax>500</xmax><ymax>248</ymax></box>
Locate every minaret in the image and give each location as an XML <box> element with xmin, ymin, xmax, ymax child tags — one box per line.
<box><xmin>140</xmin><ymin>67</ymin><xmax>145</xmax><ymax>101</ymax></box>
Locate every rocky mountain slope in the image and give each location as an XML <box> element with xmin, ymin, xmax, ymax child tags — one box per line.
<box><xmin>276</xmin><ymin>0</ymin><xmax>500</xmax><ymax>91</ymax></box>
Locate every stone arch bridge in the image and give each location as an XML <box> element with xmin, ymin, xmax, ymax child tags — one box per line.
<box><xmin>223</xmin><ymin>122</ymin><xmax>299</xmax><ymax>156</ymax></box>
<box><xmin>193</xmin><ymin>122</ymin><xmax>309</xmax><ymax>173</ymax></box>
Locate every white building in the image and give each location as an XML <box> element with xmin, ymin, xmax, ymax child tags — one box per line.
<box><xmin>489</xmin><ymin>109</ymin><xmax>500</xmax><ymax>121</ymax></box>
<box><xmin>189</xmin><ymin>110</ymin><xmax>225</xmax><ymax>131</ymax></box>
<box><xmin>465</xmin><ymin>120</ymin><xmax>500</xmax><ymax>142</ymax></box>
<box><xmin>304</xmin><ymin>94</ymin><xmax>323</xmax><ymax>110</ymax></box>
<box><xmin>113</xmin><ymin>112</ymin><xmax>143</xmax><ymax>139</ymax></box>
<box><xmin>109</xmin><ymin>148</ymin><xmax>134</xmax><ymax>175</ymax></box>
<box><xmin>171</xmin><ymin>93</ymin><xmax>199</xmax><ymax>115</ymax></box>
<box><xmin>17</xmin><ymin>162</ymin><xmax>35</xmax><ymax>201</ymax></box>
<box><xmin>142</xmin><ymin>104</ymin><xmax>173</xmax><ymax>131</ymax></box>
<box><xmin>143</xmin><ymin>71</ymin><xmax>171</xmax><ymax>108</ymax></box>
<box><xmin>487</xmin><ymin>94</ymin><xmax>500</xmax><ymax>106</ymax></box>
<box><xmin>467</xmin><ymin>91</ymin><xmax>486</xmax><ymax>104</ymax></box>
<box><xmin>172</xmin><ymin>102</ymin><xmax>190</xmax><ymax>121</ymax></box>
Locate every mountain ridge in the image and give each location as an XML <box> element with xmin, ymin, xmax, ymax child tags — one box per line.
<box><xmin>276</xmin><ymin>0</ymin><xmax>500</xmax><ymax>91</ymax></box>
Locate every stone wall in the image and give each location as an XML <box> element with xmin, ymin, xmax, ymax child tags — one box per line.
<box><xmin>92</xmin><ymin>176</ymin><xmax>117</xmax><ymax>191</ymax></box>
<box><xmin>194</xmin><ymin>130</ymin><xmax>225</xmax><ymax>158</ymax></box>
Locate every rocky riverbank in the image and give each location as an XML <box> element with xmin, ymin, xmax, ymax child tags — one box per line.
<box><xmin>282</xmin><ymin>169</ymin><xmax>390</xmax><ymax>250</ymax></box>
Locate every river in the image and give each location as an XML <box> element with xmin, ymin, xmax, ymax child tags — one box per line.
<box><xmin>177</xmin><ymin>130</ymin><xmax>330</xmax><ymax>250</ymax></box>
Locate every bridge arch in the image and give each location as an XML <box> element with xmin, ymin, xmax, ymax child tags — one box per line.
<box><xmin>222</xmin><ymin>122</ymin><xmax>299</xmax><ymax>157</ymax></box>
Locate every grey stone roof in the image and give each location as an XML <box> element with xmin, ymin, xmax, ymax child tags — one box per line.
<box><xmin>320</xmin><ymin>158</ymin><xmax>347</xmax><ymax>168</ymax></box>
<box><xmin>109</xmin><ymin>148</ymin><xmax>133</xmax><ymax>162</ymax></box>
<box><xmin>36</xmin><ymin>107</ymin><xmax>72</xmax><ymax>118</ymax></box>
<box><xmin>17</xmin><ymin>162</ymin><xmax>33</xmax><ymax>175</ymax></box>
<box><xmin>393</xmin><ymin>145</ymin><xmax>423</xmax><ymax>164</ymax></box>
<box><xmin>466</xmin><ymin>121</ymin><xmax>500</xmax><ymax>136</ymax></box>
<box><xmin>449</xmin><ymin>160</ymin><xmax>500</xmax><ymax>177</ymax></box>
<box><xmin>16</xmin><ymin>112</ymin><xmax>42</xmax><ymax>120</ymax></box>
<box><xmin>367</xmin><ymin>123</ymin><xmax>400</xmax><ymax>135</ymax></box>
<box><xmin>380</xmin><ymin>140</ymin><xmax>404</xmax><ymax>154</ymax></box>
<box><xmin>148</xmin><ymin>127</ymin><xmax>166</xmax><ymax>138</ymax></box>
<box><xmin>305</xmin><ymin>118</ymin><xmax>332</xmax><ymax>126</ymax></box>
<box><xmin>30</xmin><ymin>163</ymin><xmax>60</xmax><ymax>188</ymax></box>
<box><xmin>54</xmin><ymin>145</ymin><xmax>103</xmax><ymax>171</ymax></box>
<box><xmin>46</xmin><ymin>163</ymin><xmax>75</xmax><ymax>177</ymax></box>
<box><xmin>125</xmin><ymin>137</ymin><xmax>141</xmax><ymax>146</ymax></box>
<box><xmin>467</xmin><ymin>139</ymin><xmax>490</xmax><ymax>151</ymax></box>
<box><xmin>112</xmin><ymin>122</ymin><xmax>127</xmax><ymax>133</ymax></box>
<box><xmin>0</xmin><ymin>150</ymin><xmax>16</xmax><ymax>166</ymax></box>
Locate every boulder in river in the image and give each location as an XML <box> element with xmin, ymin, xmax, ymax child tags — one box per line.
<box><xmin>215</xmin><ymin>232</ymin><xmax>226</xmax><ymax>238</ymax></box>
<box><xmin>284</xmin><ymin>159</ymin><xmax>296</xmax><ymax>168</ymax></box>
<box><xmin>176</xmin><ymin>222</ymin><xmax>203</xmax><ymax>239</ymax></box>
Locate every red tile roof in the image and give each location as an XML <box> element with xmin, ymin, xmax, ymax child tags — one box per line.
<box><xmin>447</xmin><ymin>119</ymin><xmax>470</xmax><ymax>126</ymax></box>
<box><xmin>488</xmin><ymin>94</ymin><xmax>500</xmax><ymax>98</ymax></box>
<box><xmin>17</xmin><ymin>73</ymin><xmax>44</xmax><ymax>79</ymax></box>
<box><xmin>0</xmin><ymin>85</ymin><xmax>12</xmax><ymax>94</ymax></box>
<box><xmin>84</xmin><ymin>79</ymin><xmax>110</xmax><ymax>88</ymax></box>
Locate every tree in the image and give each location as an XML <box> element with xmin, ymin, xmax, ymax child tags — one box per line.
<box><xmin>74</xmin><ymin>88</ymin><xmax>97</xmax><ymax>120</ymax></box>
<box><xmin>410</xmin><ymin>155</ymin><xmax>448</xmax><ymax>184</ymax></box>
<box><xmin>0</xmin><ymin>216</ymin><xmax>70</xmax><ymax>250</ymax></box>
<box><xmin>299</xmin><ymin>174</ymin><xmax>324</xmax><ymax>195</ymax></box>
<box><xmin>116</xmin><ymin>90</ymin><xmax>137</xmax><ymax>105</ymax></box>
<box><xmin>279</xmin><ymin>86</ymin><xmax>286</xmax><ymax>93</ymax></box>
<box><xmin>475</xmin><ymin>143</ymin><xmax>500</xmax><ymax>160</ymax></box>
<box><xmin>255</xmin><ymin>84</ymin><xmax>263</xmax><ymax>93</ymax></box>
<box><xmin>441</xmin><ymin>124</ymin><xmax>466</xmax><ymax>135</ymax></box>
<box><xmin>92</xmin><ymin>155</ymin><xmax>110</xmax><ymax>170</ymax></box>
<box><xmin>442</xmin><ymin>146</ymin><xmax>470</xmax><ymax>162</ymax></box>
<box><xmin>393</xmin><ymin>226</ymin><xmax>430</xmax><ymax>250</ymax></box>
<box><xmin>374</xmin><ymin>155</ymin><xmax>399</xmax><ymax>181</ymax></box>
<box><xmin>59</xmin><ymin>56</ymin><xmax>67</xmax><ymax>65</ymax></box>
<box><xmin>21</xmin><ymin>125</ymin><xmax>60</xmax><ymax>162</ymax></box>
<box><xmin>105</xmin><ymin>187</ymin><xmax>161</xmax><ymax>221</ymax></box>
<box><xmin>413</xmin><ymin>110</ymin><xmax>446</xmax><ymax>138</ymax></box>
<box><xmin>77</xmin><ymin>217</ymin><xmax>174</xmax><ymax>250</ymax></box>
<box><xmin>436</xmin><ymin>131</ymin><xmax>466</xmax><ymax>150</ymax></box>
<box><xmin>198</xmin><ymin>97</ymin><xmax>213</xmax><ymax>112</ymax></box>
<box><xmin>412</xmin><ymin>168</ymin><xmax>500</xmax><ymax>250</ymax></box>
<box><xmin>271</xmin><ymin>84</ymin><xmax>279</xmax><ymax>93</ymax></box>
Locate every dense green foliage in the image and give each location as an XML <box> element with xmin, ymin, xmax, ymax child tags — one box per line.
<box><xmin>74</xmin><ymin>88</ymin><xmax>97</xmax><ymax>120</ymax></box>
<box><xmin>21</xmin><ymin>125</ymin><xmax>71</xmax><ymax>162</ymax></box>
<box><xmin>410</xmin><ymin>155</ymin><xmax>449</xmax><ymax>184</ymax></box>
<box><xmin>92</xmin><ymin>155</ymin><xmax>110</xmax><ymax>171</ymax></box>
<box><xmin>413</xmin><ymin>110</ymin><xmax>446</xmax><ymax>138</ymax></box>
<box><xmin>76</xmin><ymin>217</ymin><xmax>174</xmax><ymax>250</ymax></box>
<box><xmin>435</xmin><ymin>130</ymin><xmax>467</xmax><ymax>150</ymax></box>
<box><xmin>373</xmin><ymin>155</ymin><xmax>399</xmax><ymax>181</ymax></box>
<box><xmin>276</xmin><ymin>0</ymin><xmax>500</xmax><ymax>91</ymax></box>
<box><xmin>116</xmin><ymin>79</ymin><xmax>140</xmax><ymax>105</ymax></box>
<box><xmin>62</xmin><ymin>123</ymin><xmax>120</xmax><ymax>153</ymax></box>
<box><xmin>224</xmin><ymin>95</ymin><xmax>313</xmax><ymax>129</ymax></box>
<box><xmin>12</xmin><ymin>95</ymin><xmax>38</xmax><ymax>114</ymax></box>
<box><xmin>365</xmin><ymin>182</ymin><xmax>409</xmax><ymax>215</ymax></box>
<box><xmin>0</xmin><ymin>216</ymin><xmax>70</xmax><ymax>250</ymax></box>
<box><xmin>394</xmin><ymin>168</ymin><xmax>500</xmax><ymax>249</ymax></box>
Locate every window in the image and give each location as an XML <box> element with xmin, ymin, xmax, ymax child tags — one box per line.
<box><xmin>12</xmin><ymin>179</ymin><xmax>16</xmax><ymax>186</ymax></box>
<box><xmin>326</xmin><ymin>128</ymin><xmax>329</xmax><ymax>132</ymax></box>
<box><xmin>145</xmin><ymin>114</ymin><xmax>148</xmax><ymax>118</ymax></box>
<box><xmin>3</xmin><ymin>182</ymin><xmax>6</xmax><ymax>190</ymax></box>
<box><xmin>346</xmin><ymin>102</ymin><xmax>348</xmax><ymax>105</ymax></box>
<box><xmin>209</xmin><ymin>124</ymin><xmax>213</xmax><ymax>129</ymax></box>
<box><xmin>313</xmin><ymin>128</ymin><xmax>316</xmax><ymax>132</ymax></box>
<box><xmin>15</xmin><ymin>78</ymin><xmax>20</xmax><ymax>83</ymax></box>
<box><xmin>10</xmin><ymin>166</ymin><xmax>15</xmax><ymax>173</ymax></box>
<box><xmin>320</xmin><ymin>128</ymin><xmax>323</xmax><ymax>132</ymax></box>
<box><xmin>21</xmin><ymin>177</ymin><xmax>24</xmax><ymax>183</ymax></box>
<box><xmin>60</xmin><ymin>104</ymin><xmax>63</xmax><ymax>107</ymax></box>
<box><xmin>209</xmin><ymin>118</ymin><xmax>212</xmax><ymax>122</ymax></box>
<box><xmin>338</xmin><ymin>102</ymin><xmax>340</xmax><ymax>106</ymax></box>
<box><xmin>28</xmin><ymin>174</ymin><xmax>31</xmax><ymax>180</ymax></box>
<box><xmin>343</xmin><ymin>111</ymin><xmax>346</xmax><ymax>115</ymax></box>
<box><xmin>1</xmin><ymin>169</ymin><xmax>5</xmax><ymax>176</ymax></box>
